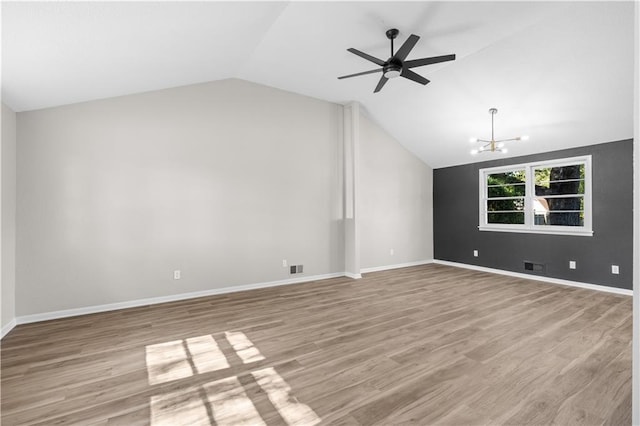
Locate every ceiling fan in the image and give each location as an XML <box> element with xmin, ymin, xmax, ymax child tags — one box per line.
<box><xmin>338</xmin><ymin>28</ymin><xmax>456</xmax><ymax>93</ymax></box>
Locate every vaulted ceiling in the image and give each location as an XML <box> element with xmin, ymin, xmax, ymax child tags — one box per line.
<box><xmin>2</xmin><ymin>1</ymin><xmax>634</xmax><ymax>168</ymax></box>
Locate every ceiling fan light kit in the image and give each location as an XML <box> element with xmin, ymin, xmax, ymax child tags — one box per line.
<box><xmin>470</xmin><ymin>108</ymin><xmax>528</xmax><ymax>155</ymax></box>
<box><xmin>338</xmin><ymin>28</ymin><xmax>456</xmax><ymax>93</ymax></box>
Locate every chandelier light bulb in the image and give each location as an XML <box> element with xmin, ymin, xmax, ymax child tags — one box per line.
<box><xmin>470</xmin><ymin>149</ymin><xmax>478</xmax><ymax>155</ymax></box>
<box><xmin>469</xmin><ymin>137</ymin><xmax>478</xmax><ymax>143</ymax></box>
<box><xmin>521</xmin><ymin>135</ymin><xmax>530</xmax><ymax>141</ymax></box>
<box><xmin>497</xmin><ymin>142</ymin><xmax>505</xmax><ymax>148</ymax></box>
<box><xmin>501</xmin><ymin>148</ymin><xmax>508</xmax><ymax>153</ymax></box>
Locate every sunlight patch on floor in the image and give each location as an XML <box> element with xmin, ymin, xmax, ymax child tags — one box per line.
<box><xmin>150</xmin><ymin>383</ymin><xmax>211</xmax><ymax>426</ymax></box>
<box><xmin>145</xmin><ymin>334</ymin><xmax>229</xmax><ymax>385</ymax></box>
<box><xmin>253</xmin><ymin>367</ymin><xmax>321</xmax><ymax>426</ymax></box>
<box><xmin>147</xmin><ymin>331</ymin><xmax>320</xmax><ymax>425</ymax></box>
<box><xmin>150</xmin><ymin>375</ymin><xmax>265</xmax><ymax>426</ymax></box>
<box><xmin>188</xmin><ymin>335</ymin><xmax>230</xmax><ymax>374</ymax></box>
<box><xmin>204</xmin><ymin>376</ymin><xmax>267</xmax><ymax>425</ymax></box>
<box><xmin>225</xmin><ymin>331</ymin><xmax>266</xmax><ymax>364</ymax></box>
<box><xmin>145</xmin><ymin>339</ymin><xmax>193</xmax><ymax>385</ymax></box>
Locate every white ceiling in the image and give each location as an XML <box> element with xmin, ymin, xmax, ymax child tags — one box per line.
<box><xmin>2</xmin><ymin>1</ymin><xmax>634</xmax><ymax>168</ymax></box>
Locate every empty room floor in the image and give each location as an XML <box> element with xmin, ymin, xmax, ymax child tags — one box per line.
<box><xmin>0</xmin><ymin>264</ymin><xmax>632</xmax><ymax>425</ymax></box>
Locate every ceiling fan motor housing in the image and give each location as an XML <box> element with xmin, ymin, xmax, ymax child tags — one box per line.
<box><xmin>383</xmin><ymin>59</ymin><xmax>402</xmax><ymax>78</ymax></box>
<box><xmin>385</xmin><ymin>28</ymin><xmax>399</xmax><ymax>40</ymax></box>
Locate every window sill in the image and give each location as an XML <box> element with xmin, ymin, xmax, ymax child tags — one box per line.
<box><xmin>478</xmin><ymin>225</ymin><xmax>593</xmax><ymax>237</ymax></box>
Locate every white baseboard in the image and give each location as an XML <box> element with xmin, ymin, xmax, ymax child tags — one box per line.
<box><xmin>15</xmin><ymin>272</ymin><xmax>346</xmax><ymax>325</ymax></box>
<box><xmin>14</xmin><ymin>259</ymin><xmax>625</xmax><ymax>327</ymax></box>
<box><xmin>361</xmin><ymin>259</ymin><xmax>434</xmax><ymax>274</ymax></box>
<box><xmin>1</xmin><ymin>318</ymin><xmax>17</xmax><ymax>339</ymax></box>
<box><xmin>433</xmin><ymin>259</ymin><xmax>633</xmax><ymax>296</ymax></box>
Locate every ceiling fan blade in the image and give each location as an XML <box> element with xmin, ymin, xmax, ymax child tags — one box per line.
<box><xmin>337</xmin><ymin>68</ymin><xmax>383</xmax><ymax>80</ymax></box>
<box><xmin>374</xmin><ymin>75</ymin><xmax>389</xmax><ymax>93</ymax></box>
<box><xmin>404</xmin><ymin>54</ymin><xmax>456</xmax><ymax>69</ymax></box>
<box><xmin>347</xmin><ymin>48</ymin><xmax>386</xmax><ymax>66</ymax></box>
<box><xmin>401</xmin><ymin>69</ymin><xmax>430</xmax><ymax>85</ymax></box>
<box><xmin>394</xmin><ymin>34</ymin><xmax>420</xmax><ymax>61</ymax></box>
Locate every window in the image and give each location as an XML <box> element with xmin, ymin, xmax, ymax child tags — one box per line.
<box><xmin>479</xmin><ymin>156</ymin><xmax>592</xmax><ymax>236</ymax></box>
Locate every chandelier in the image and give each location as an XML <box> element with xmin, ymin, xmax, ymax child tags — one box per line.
<box><xmin>470</xmin><ymin>108</ymin><xmax>528</xmax><ymax>154</ymax></box>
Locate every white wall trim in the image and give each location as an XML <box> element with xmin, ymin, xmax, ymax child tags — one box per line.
<box><xmin>434</xmin><ymin>260</ymin><xmax>633</xmax><ymax>296</ymax></box>
<box><xmin>1</xmin><ymin>318</ymin><xmax>17</xmax><ymax>339</ymax></box>
<box><xmin>11</xmin><ymin>258</ymin><xmax>627</xmax><ymax>328</ymax></box>
<box><xmin>15</xmin><ymin>272</ymin><xmax>346</xmax><ymax>325</ymax></box>
<box><xmin>361</xmin><ymin>259</ymin><xmax>434</xmax><ymax>274</ymax></box>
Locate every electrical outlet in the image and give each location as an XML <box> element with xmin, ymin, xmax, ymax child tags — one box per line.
<box><xmin>282</xmin><ymin>259</ymin><xmax>287</xmax><ymax>268</ymax></box>
<box><xmin>612</xmin><ymin>265</ymin><xmax>620</xmax><ymax>275</ymax></box>
<box><xmin>174</xmin><ymin>270</ymin><xmax>181</xmax><ymax>280</ymax></box>
<box><xmin>473</xmin><ymin>250</ymin><xmax>478</xmax><ymax>257</ymax></box>
<box><xmin>569</xmin><ymin>261</ymin><xmax>576</xmax><ymax>270</ymax></box>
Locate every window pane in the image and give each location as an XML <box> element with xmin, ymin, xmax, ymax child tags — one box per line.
<box><xmin>487</xmin><ymin>198</ymin><xmax>524</xmax><ymax>212</ymax></box>
<box><xmin>534</xmin><ymin>164</ymin><xmax>585</xmax><ymax>196</ymax></box>
<box><xmin>533</xmin><ymin>196</ymin><xmax>584</xmax><ymax>226</ymax></box>
<box><xmin>488</xmin><ymin>184</ymin><xmax>526</xmax><ymax>198</ymax></box>
<box><xmin>488</xmin><ymin>212</ymin><xmax>525</xmax><ymax>224</ymax></box>
<box><xmin>535</xmin><ymin>196</ymin><xmax>583</xmax><ymax>212</ymax></box>
<box><xmin>542</xmin><ymin>212</ymin><xmax>584</xmax><ymax>227</ymax></box>
<box><xmin>488</xmin><ymin>171</ymin><xmax>525</xmax><ymax>185</ymax></box>
<box><xmin>486</xmin><ymin>170</ymin><xmax>525</xmax><ymax>225</ymax></box>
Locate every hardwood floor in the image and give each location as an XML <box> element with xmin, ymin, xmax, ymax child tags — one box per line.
<box><xmin>1</xmin><ymin>264</ymin><xmax>632</xmax><ymax>425</ymax></box>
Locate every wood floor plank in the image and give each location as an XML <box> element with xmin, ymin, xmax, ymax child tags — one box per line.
<box><xmin>1</xmin><ymin>264</ymin><xmax>632</xmax><ymax>425</ymax></box>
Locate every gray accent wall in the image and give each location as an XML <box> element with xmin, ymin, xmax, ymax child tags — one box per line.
<box><xmin>434</xmin><ymin>139</ymin><xmax>633</xmax><ymax>290</ymax></box>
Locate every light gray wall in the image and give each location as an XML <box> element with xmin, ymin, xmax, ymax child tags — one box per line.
<box><xmin>16</xmin><ymin>79</ymin><xmax>345</xmax><ymax>316</ymax></box>
<box><xmin>2</xmin><ymin>103</ymin><xmax>17</xmax><ymax>329</ymax></box>
<box><xmin>359</xmin><ymin>113</ymin><xmax>433</xmax><ymax>269</ymax></box>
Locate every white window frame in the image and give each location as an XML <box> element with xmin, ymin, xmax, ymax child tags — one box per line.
<box><xmin>478</xmin><ymin>155</ymin><xmax>593</xmax><ymax>236</ymax></box>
